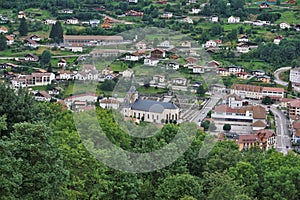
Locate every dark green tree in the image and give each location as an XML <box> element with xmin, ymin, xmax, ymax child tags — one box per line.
<box><xmin>287</xmin><ymin>81</ymin><xmax>293</xmax><ymax>92</ymax></box>
<box><xmin>40</xmin><ymin>50</ymin><xmax>51</xmax><ymax>68</ymax></box>
<box><xmin>227</xmin><ymin>29</ymin><xmax>237</xmax><ymax>45</ymax></box>
<box><xmin>196</xmin><ymin>85</ymin><xmax>206</xmax><ymax>97</ymax></box>
<box><xmin>262</xmin><ymin>96</ymin><xmax>273</xmax><ymax>105</ymax></box>
<box><xmin>19</xmin><ymin>17</ymin><xmax>28</xmax><ymax>36</ymax></box>
<box><xmin>0</xmin><ymin>34</ymin><xmax>8</xmax><ymax>51</ymax></box>
<box><xmin>100</xmin><ymin>79</ymin><xmax>116</xmax><ymax>91</ymax></box>
<box><xmin>49</xmin><ymin>21</ymin><xmax>64</xmax><ymax>43</ymax></box>
<box><xmin>223</xmin><ymin>124</ymin><xmax>231</xmax><ymax>132</ymax></box>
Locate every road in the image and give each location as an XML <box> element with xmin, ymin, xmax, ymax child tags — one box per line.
<box><xmin>274</xmin><ymin>67</ymin><xmax>300</xmax><ymax>92</ymax></box>
<box><xmin>270</xmin><ymin>105</ymin><xmax>291</xmax><ymax>155</ymax></box>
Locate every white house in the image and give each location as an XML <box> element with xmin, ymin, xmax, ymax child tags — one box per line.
<box><xmin>122</xmin><ymin>68</ymin><xmax>134</xmax><ymax>78</ymax></box>
<box><xmin>34</xmin><ymin>91</ymin><xmax>51</xmax><ymax>101</ymax></box>
<box><xmin>204</xmin><ymin>40</ymin><xmax>217</xmax><ymax>48</ymax></box>
<box><xmin>166</xmin><ymin>62</ymin><xmax>179</xmax><ymax>70</ymax></box>
<box><xmin>59</xmin><ymin>70</ymin><xmax>72</xmax><ymax>80</ymax></box>
<box><xmin>66</xmin><ymin>18</ymin><xmax>79</xmax><ymax>25</ymax></box>
<box><xmin>24</xmin><ymin>39</ymin><xmax>39</xmax><ymax>48</ymax></box>
<box><xmin>144</xmin><ymin>58</ymin><xmax>160</xmax><ymax>66</ymax></box>
<box><xmin>57</xmin><ymin>59</ymin><xmax>67</xmax><ymax>68</ymax></box>
<box><xmin>18</xmin><ymin>11</ymin><xmax>26</xmax><ymax>19</ymax></box>
<box><xmin>191</xmin><ymin>8</ymin><xmax>201</xmax><ymax>14</ymax></box>
<box><xmin>64</xmin><ymin>93</ymin><xmax>98</xmax><ymax>108</ymax></box>
<box><xmin>280</xmin><ymin>22</ymin><xmax>290</xmax><ymax>29</ymax></box>
<box><xmin>5</xmin><ymin>35</ymin><xmax>14</xmax><ymax>45</ymax></box>
<box><xmin>45</xmin><ymin>19</ymin><xmax>57</xmax><ymax>25</ymax></box>
<box><xmin>161</xmin><ymin>12</ymin><xmax>173</xmax><ymax>19</ymax></box>
<box><xmin>290</xmin><ymin>68</ymin><xmax>300</xmax><ymax>85</ymax></box>
<box><xmin>24</xmin><ymin>54</ymin><xmax>39</xmax><ymax>62</ymax></box>
<box><xmin>210</xmin><ymin>15</ymin><xmax>218</xmax><ymax>22</ymax></box>
<box><xmin>172</xmin><ymin>78</ymin><xmax>187</xmax><ymax>86</ymax></box>
<box><xmin>75</xmin><ymin>64</ymin><xmax>99</xmax><ymax>81</ymax></box>
<box><xmin>192</xmin><ymin>66</ymin><xmax>205</xmax><ymax>74</ymax></box>
<box><xmin>128</xmin><ymin>0</ymin><xmax>138</xmax><ymax>3</ymax></box>
<box><xmin>100</xmin><ymin>98</ymin><xmax>120</xmax><ymax>109</ymax></box>
<box><xmin>228</xmin><ymin>65</ymin><xmax>245</xmax><ymax>74</ymax></box>
<box><xmin>30</xmin><ymin>35</ymin><xmax>41</xmax><ymax>42</ymax></box>
<box><xmin>228</xmin><ymin>16</ymin><xmax>240</xmax><ymax>23</ymax></box>
<box><xmin>238</xmin><ymin>35</ymin><xmax>249</xmax><ymax>42</ymax></box>
<box><xmin>274</xmin><ymin>36</ymin><xmax>283</xmax><ymax>45</ymax></box>
<box><xmin>0</xmin><ymin>26</ymin><xmax>8</xmax><ymax>33</ymax></box>
<box><xmin>89</xmin><ymin>19</ymin><xmax>100</xmax><ymax>27</ymax></box>
<box><xmin>152</xmin><ymin>75</ymin><xmax>165</xmax><ymax>84</ymax></box>
<box><xmin>236</xmin><ymin>43</ymin><xmax>250</xmax><ymax>53</ymax></box>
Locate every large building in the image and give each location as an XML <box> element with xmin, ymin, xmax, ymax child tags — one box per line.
<box><xmin>290</xmin><ymin>68</ymin><xmax>300</xmax><ymax>86</ymax></box>
<box><xmin>231</xmin><ymin>84</ymin><xmax>284</xmax><ymax>100</ymax></box>
<box><xmin>11</xmin><ymin>72</ymin><xmax>55</xmax><ymax>88</ymax></box>
<box><xmin>123</xmin><ymin>86</ymin><xmax>180</xmax><ymax>123</ymax></box>
<box><xmin>63</xmin><ymin>35</ymin><xmax>124</xmax><ymax>46</ymax></box>
<box><xmin>287</xmin><ymin>99</ymin><xmax>300</xmax><ymax>120</ymax></box>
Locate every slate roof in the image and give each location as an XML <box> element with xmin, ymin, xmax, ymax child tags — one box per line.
<box><xmin>131</xmin><ymin>99</ymin><xmax>178</xmax><ymax>113</ymax></box>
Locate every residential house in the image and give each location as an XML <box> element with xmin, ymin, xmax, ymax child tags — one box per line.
<box><xmin>210</xmin><ymin>15</ymin><xmax>218</xmax><ymax>22</ymax></box>
<box><xmin>144</xmin><ymin>58</ymin><xmax>160</xmax><ymax>66</ymax></box>
<box><xmin>161</xmin><ymin>12</ymin><xmax>173</xmax><ymax>19</ymax></box>
<box><xmin>236</xmin><ymin>72</ymin><xmax>248</xmax><ymax>79</ymax></box>
<box><xmin>123</xmin><ymin>86</ymin><xmax>179</xmax><ymax>123</ymax></box>
<box><xmin>157</xmin><ymin>0</ymin><xmax>167</xmax><ymax>4</ymax></box>
<box><xmin>150</xmin><ymin>48</ymin><xmax>165</xmax><ymax>59</ymax></box>
<box><xmin>66</xmin><ymin>44</ymin><xmax>83</xmax><ymax>52</ymax></box>
<box><xmin>166</xmin><ymin>61</ymin><xmax>179</xmax><ymax>70</ymax></box>
<box><xmin>24</xmin><ymin>39</ymin><xmax>39</xmax><ymax>48</ymax></box>
<box><xmin>24</xmin><ymin>54</ymin><xmax>39</xmax><ymax>62</ymax></box>
<box><xmin>238</xmin><ymin>35</ymin><xmax>249</xmax><ymax>42</ymax></box>
<box><xmin>128</xmin><ymin>0</ymin><xmax>138</xmax><ymax>3</ymax></box>
<box><xmin>59</xmin><ymin>9</ymin><xmax>74</xmax><ymax>14</ymax></box>
<box><xmin>89</xmin><ymin>19</ymin><xmax>100</xmax><ymax>27</ymax></box>
<box><xmin>257</xmin><ymin>75</ymin><xmax>271</xmax><ymax>83</ymax></box>
<box><xmin>260</xmin><ymin>2</ymin><xmax>270</xmax><ymax>8</ymax></box>
<box><xmin>64</xmin><ymin>93</ymin><xmax>98</xmax><ymax>109</ymax></box>
<box><xmin>288</xmin><ymin>99</ymin><xmax>300</xmax><ymax>120</ymax></box>
<box><xmin>57</xmin><ymin>59</ymin><xmax>67</xmax><ymax>68</ymax></box>
<box><xmin>66</xmin><ymin>18</ymin><xmax>79</xmax><ymax>25</ymax></box>
<box><xmin>274</xmin><ymin>35</ymin><xmax>283</xmax><ymax>45</ymax></box>
<box><xmin>222</xmin><ymin>94</ymin><xmax>250</xmax><ymax>108</ymax></box>
<box><xmin>191</xmin><ymin>8</ymin><xmax>201</xmax><ymax>14</ymax></box>
<box><xmin>135</xmin><ymin>41</ymin><xmax>147</xmax><ymax>50</ymax></box>
<box><xmin>205</xmin><ymin>60</ymin><xmax>220</xmax><ymax>68</ymax></box>
<box><xmin>216</xmin><ymin>68</ymin><xmax>230</xmax><ymax>76</ymax></box>
<box><xmin>100</xmin><ymin>98</ymin><xmax>120</xmax><ymax>109</ymax></box>
<box><xmin>290</xmin><ymin>68</ymin><xmax>300</xmax><ymax>86</ymax></box>
<box><xmin>228</xmin><ymin>16</ymin><xmax>240</xmax><ymax>23</ymax></box>
<box><xmin>0</xmin><ymin>26</ymin><xmax>8</xmax><ymax>33</ymax></box>
<box><xmin>204</xmin><ymin>40</ymin><xmax>217</xmax><ymax>48</ymax></box>
<box><xmin>125</xmin><ymin>10</ymin><xmax>143</xmax><ymax>16</ymax></box>
<box><xmin>76</xmin><ymin>64</ymin><xmax>99</xmax><ymax>81</ymax></box>
<box><xmin>64</xmin><ymin>35</ymin><xmax>122</xmax><ymax>46</ymax></box>
<box><xmin>34</xmin><ymin>91</ymin><xmax>51</xmax><ymax>101</ymax></box>
<box><xmin>228</xmin><ymin>65</ymin><xmax>245</xmax><ymax>74</ymax></box>
<box><xmin>45</xmin><ymin>19</ymin><xmax>56</xmax><ymax>25</ymax></box>
<box><xmin>236</xmin><ymin>43</ymin><xmax>250</xmax><ymax>53</ymax></box>
<box><xmin>18</xmin><ymin>11</ymin><xmax>26</xmax><ymax>19</ymax></box>
<box><xmin>158</xmin><ymin>40</ymin><xmax>171</xmax><ymax>48</ymax></box>
<box><xmin>251</xmin><ymin>69</ymin><xmax>265</xmax><ymax>76</ymax></box>
<box><xmin>280</xmin><ymin>22</ymin><xmax>290</xmax><ymax>29</ymax></box>
<box><xmin>292</xmin><ymin>121</ymin><xmax>300</xmax><ymax>143</ymax></box>
<box><xmin>121</xmin><ymin>68</ymin><xmax>134</xmax><ymax>78</ymax></box>
<box><xmin>236</xmin><ymin>134</ymin><xmax>257</xmax><ymax>150</ymax></box>
<box><xmin>152</xmin><ymin>75</ymin><xmax>166</xmax><ymax>84</ymax></box>
<box><xmin>59</xmin><ymin>70</ymin><xmax>72</xmax><ymax>80</ymax></box>
<box><xmin>185</xmin><ymin>57</ymin><xmax>197</xmax><ymax>65</ymax></box>
<box><xmin>30</xmin><ymin>35</ymin><xmax>41</xmax><ymax>42</ymax></box>
<box><xmin>5</xmin><ymin>35</ymin><xmax>14</xmax><ymax>45</ymax></box>
<box><xmin>125</xmin><ymin>50</ymin><xmax>146</xmax><ymax>61</ymax></box>
<box><xmin>172</xmin><ymin>78</ymin><xmax>187</xmax><ymax>86</ymax></box>
<box><xmin>101</xmin><ymin>67</ymin><xmax>113</xmax><ymax>76</ymax></box>
<box><xmin>181</xmin><ymin>41</ymin><xmax>192</xmax><ymax>48</ymax></box>
<box><xmin>182</xmin><ymin>17</ymin><xmax>193</xmax><ymax>24</ymax></box>
<box><xmin>192</xmin><ymin>66</ymin><xmax>205</xmax><ymax>74</ymax></box>
<box><xmin>12</xmin><ymin>72</ymin><xmax>55</xmax><ymax>87</ymax></box>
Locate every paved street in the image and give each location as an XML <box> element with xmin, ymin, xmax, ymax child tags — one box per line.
<box><xmin>270</xmin><ymin>105</ymin><xmax>291</xmax><ymax>155</ymax></box>
<box><xmin>274</xmin><ymin>67</ymin><xmax>300</xmax><ymax>92</ymax></box>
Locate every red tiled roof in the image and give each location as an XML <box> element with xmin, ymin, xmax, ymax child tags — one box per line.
<box><xmin>262</xmin><ymin>87</ymin><xmax>284</xmax><ymax>93</ymax></box>
<box><xmin>252</xmin><ymin>120</ymin><xmax>266</xmax><ymax>127</ymax></box>
<box><xmin>289</xmin><ymin>100</ymin><xmax>300</xmax><ymax>108</ymax></box>
<box><xmin>292</xmin><ymin>121</ymin><xmax>300</xmax><ymax>129</ymax></box>
<box><xmin>237</xmin><ymin>134</ymin><xmax>257</xmax><ymax>144</ymax></box>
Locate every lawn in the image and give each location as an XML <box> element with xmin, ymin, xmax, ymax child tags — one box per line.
<box><xmin>279</xmin><ymin>69</ymin><xmax>290</xmax><ymax>82</ymax></box>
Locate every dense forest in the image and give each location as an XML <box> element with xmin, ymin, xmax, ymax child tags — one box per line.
<box><xmin>1</xmin><ymin>83</ymin><xmax>300</xmax><ymax>199</ymax></box>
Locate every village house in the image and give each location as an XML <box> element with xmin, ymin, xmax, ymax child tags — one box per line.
<box><xmin>150</xmin><ymin>48</ymin><xmax>166</xmax><ymax>59</ymax></box>
<box><xmin>128</xmin><ymin>0</ymin><xmax>138</xmax><ymax>3</ymax></box>
<box><xmin>236</xmin><ymin>129</ymin><xmax>276</xmax><ymax>151</ymax></box>
<box><xmin>192</xmin><ymin>66</ymin><xmax>205</xmax><ymax>74</ymax></box>
<box><xmin>75</xmin><ymin>64</ymin><xmax>99</xmax><ymax>81</ymax></box>
<box><xmin>58</xmin><ymin>70</ymin><xmax>73</xmax><ymax>80</ymax></box>
<box><xmin>89</xmin><ymin>19</ymin><xmax>100</xmax><ymax>27</ymax></box>
<box><xmin>191</xmin><ymin>8</ymin><xmax>201</xmax><ymax>14</ymax></box>
<box><xmin>100</xmin><ymin>98</ymin><xmax>120</xmax><ymax>110</ymax></box>
<box><xmin>11</xmin><ymin>72</ymin><xmax>55</xmax><ymax>88</ymax></box>
<box><xmin>228</xmin><ymin>65</ymin><xmax>245</xmax><ymax>74</ymax></box>
<box><xmin>280</xmin><ymin>22</ymin><xmax>290</xmax><ymax>29</ymax></box>
<box><xmin>257</xmin><ymin>75</ymin><xmax>271</xmax><ymax>83</ymax></box>
<box><xmin>152</xmin><ymin>75</ymin><xmax>166</xmax><ymax>84</ymax></box>
<box><xmin>228</xmin><ymin>16</ymin><xmax>240</xmax><ymax>23</ymax></box>
<box><xmin>123</xmin><ymin>86</ymin><xmax>180</xmax><ymax>123</ymax></box>
<box><xmin>45</xmin><ymin>19</ymin><xmax>57</xmax><ymax>25</ymax></box>
<box><xmin>57</xmin><ymin>59</ymin><xmax>67</xmax><ymax>68</ymax></box>
<box><xmin>158</xmin><ymin>40</ymin><xmax>172</xmax><ymax>48</ymax></box>
<box><xmin>292</xmin><ymin>121</ymin><xmax>300</xmax><ymax>143</ymax></box>
<box><xmin>18</xmin><ymin>11</ymin><xmax>26</xmax><ymax>19</ymax></box>
<box><xmin>238</xmin><ymin>35</ymin><xmax>249</xmax><ymax>42</ymax></box>
<box><xmin>287</xmin><ymin>99</ymin><xmax>300</xmax><ymax>120</ymax></box>
<box><xmin>0</xmin><ymin>26</ymin><xmax>8</xmax><ymax>33</ymax></box>
<box><xmin>144</xmin><ymin>58</ymin><xmax>160</xmax><ymax>66</ymax></box>
<box><xmin>59</xmin><ymin>9</ymin><xmax>74</xmax><ymax>14</ymax></box>
<box><xmin>222</xmin><ymin>94</ymin><xmax>251</xmax><ymax>108</ymax></box>
<box><xmin>181</xmin><ymin>41</ymin><xmax>192</xmax><ymax>48</ymax></box>
<box><xmin>125</xmin><ymin>10</ymin><xmax>143</xmax><ymax>16</ymax></box>
<box><xmin>161</xmin><ymin>12</ymin><xmax>173</xmax><ymax>19</ymax></box>
<box><xmin>24</xmin><ymin>39</ymin><xmax>39</xmax><ymax>48</ymax></box>
<box><xmin>24</xmin><ymin>53</ymin><xmax>39</xmax><ymax>62</ymax></box>
<box><xmin>66</xmin><ymin>18</ymin><xmax>79</xmax><ymax>25</ymax></box>
<box><xmin>64</xmin><ymin>93</ymin><xmax>98</xmax><ymax>109</ymax></box>
<box><xmin>101</xmin><ymin>67</ymin><xmax>113</xmax><ymax>76</ymax></box>
<box><xmin>204</xmin><ymin>40</ymin><xmax>217</xmax><ymax>48</ymax></box>
<box><xmin>236</xmin><ymin>72</ymin><xmax>248</xmax><ymax>79</ymax></box>
<box><xmin>210</xmin><ymin>15</ymin><xmax>218</xmax><ymax>22</ymax></box>
<box><xmin>172</xmin><ymin>77</ymin><xmax>187</xmax><ymax>86</ymax></box>
<box><xmin>251</xmin><ymin>69</ymin><xmax>265</xmax><ymax>76</ymax></box>
<box><xmin>260</xmin><ymin>2</ymin><xmax>270</xmax><ymax>9</ymax></box>
<box><xmin>273</xmin><ymin>35</ymin><xmax>283</xmax><ymax>45</ymax></box>
<box><xmin>166</xmin><ymin>61</ymin><xmax>180</xmax><ymax>70</ymax></box>
<box><xmin>34</xmin><ymin>91</ymin><xmax>52</xmax><ymax>102</ymax></box>
<box><xmin>205</xmin><ymin>60</ymin><xmax>220</xmax><ymax>68</ymax></box>
<box><xmin>135</xmin><ymin>41</ymin><xmax>147</xmax><ymax>50</ymax></box>
<box><xmin>125</xmin><ymin>50</ymin><xmax>146</xmax><ymax>61</ymax></box>
<box><xmin>121</xmin><ymin>68</ymin><xmax>134</xmax><ymax>78</ymax></box>
<box><xmin>236</xmin><ymin>43</ymin><xmax>250</xmax><ymax>53</ymax></box>
<box><xmin>216</xmin><ymin>68</ymin><xmax>230</xmax><ymax>76</ymax></box>
<box><xmin>66</xmin><ymin>44</ymin><xmax>83</xmax><ymax>52</ymax></box>
<box><xmin>5</xmin><ymin>35</ymin><xmax>14</xmax><ymax>45</ymax></box>
<box><xmin>30</xmin><ymin>35</ymin><xmax>41</xmax><ymax>42</ymax></box>
<box><xmin>290</xmin><ymin>68</ymin><xmax>300</xmax><ymax>86</ymax></box>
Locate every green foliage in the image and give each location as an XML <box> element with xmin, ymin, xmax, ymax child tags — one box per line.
<box><xmin>0</xmin><ymin>34</ymin><xmax>8</xmax><ymax>51</ymax></box>
<box><xmin>49</xmin><ymin>21</ymin><xmax>64</xmax><ymax>43</ymax></box>
<box><xmin>100</xmin><ymin>79</ymin><xmax>116</xmax><ymax>91</ymax></box>
<box><xmin>288</xmin><ymin>81</ymin><xmax>293</xmax><ymax>92</ymax></box>
<box><xmin>262</xmin><ymin>96</ymin><xmax>273</xmax><ymax>105</ymax></box>
<box><xmin>40</xmin><ymin>50</ymin><xmax>51</xmax><ymax>67</ymax></box>
<box><xmin>19</xmin><ymin>17</ymin><xmax>28</xmax><ymax>36</ymax></box>
<box><xmin>223</xmin><ymin>123</ymin><xmax>231</xmax><ymax>132</ymax></box>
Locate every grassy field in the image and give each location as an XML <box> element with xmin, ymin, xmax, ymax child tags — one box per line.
<box><xmin>279</xmin><ymin>69</ymin><xmax>290</xmax><ymax>82</ymax></box>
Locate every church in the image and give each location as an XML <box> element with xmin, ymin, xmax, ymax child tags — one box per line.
<box><xmin>123</xmin><ymin>86</ymin><xmax>180</xmax><ymax>123</ymax></box>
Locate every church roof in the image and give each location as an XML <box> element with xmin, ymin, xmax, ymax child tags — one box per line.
<box><xmin>131</xmin><ymin>99</ymin><xmax>178</xmax><ymax>113</ymax></box>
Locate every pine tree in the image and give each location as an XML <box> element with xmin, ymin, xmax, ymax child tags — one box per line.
<box><xmin>49</xmin><ymin>21</ymin><xmax>63</xmax><ymax>43</ymax></box>
<box><xmin>0</xmin><ymin>34</ymin><xmax>8</xmax><ymax>51</ymax></box>
<box><xmin>19</xmin><ymin>17</ymin><xmax>28</xmax><ymax>36</ymax></box>
<box><xmin>288</xmin><ymin>81</ymin><xmax>293</xmax><ymax>92</ymax></box>
<box><xmin>40</xmin><ymin>50</ymin><xmax>51</xmax><ymax>68</ymax></box>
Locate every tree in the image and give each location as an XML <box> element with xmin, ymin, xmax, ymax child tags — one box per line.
<box><xmin>227</xmin><ymin>29</ymin><xmax>237</xmax><ymax>45</ymax></box>
<box><xmin>201</xmin><ymin>120</ymin><xmax>210</xmax><ymax>131</ymax></box>
<box><xmin>262</xmin><ymin>96</ymin><xmax>273</xmax><ymax>105</ymax></box>
<box><xmin>196</xmin><ymin>85</ymin><xmax>206</xmax><ymax>97</ymax></box>
<box><xmin>19</xmin><ymin>17</ymin><xmax>28</xmax><ymax>36</ymax></box>
<box><xmin>0</xmin><ymin>34</ymin><xmax>8</xmax><ymax>51</ymax></box>
<box><xmin>223</xmin><ymin>124</ymin><xmax>231</xmax><ymax>132</ymax></box>
<box><xmin>100</xmin><ymin>79</ymin><xmax>116</xmax><ymax>91</ymax></box>
<box><xmin>0</xmin><ymin>122</ymin><xmax>68</xmax><ymax>199</ymax></box>
<box><xmin>40</xmin><ymin>50</ymin><xmax>51</xmax><ymax>68</ymax></box>
<box><xmin>287</xmin><ymin>81</ymin><xmax>293</xmax><ymax>92</ymax></box>
<box><xmin>49</xmin><ymin>21</ymin><xmax>64</xmax><ymax>43</ymax></box>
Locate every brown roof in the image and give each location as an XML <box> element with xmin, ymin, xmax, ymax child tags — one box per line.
<box><xmin>252</xmin><ymin>105</ymin><xmax>266</xmax><ymax>119</ymax></box>
<box><xmin>100</xmin><ymin>99</ymin><xmax>120</xmax><ymax>104</ymax></box>
<box><xmin>231</xmin><ymin>84</ymin><xmax>262</xmax><ymax>93</ymax></box>
<box><xmin>292</xmin><ymin>121</ymin><xmax>300</xmax><ymax>129</ymax></box>
<box><xmin>295</xmin><ymin>129</ymin><xmax>300</xmax><ymax>137</ymax></box>
<box><xmin>185</xmin><ymin>57</ymin><xmax>197</xmax><ymax>63</ymax></box>
<box><xmin>38</xmin><ymin>91</ymin><xmax>51</xmax><ymax>99</ymax></box>
<box><xmin>262</xmin><ymin>87</ymin><xmax>284</xmax><ymax>93</ymax></box>
<box><xmin>5</xmin><ymin>35</ymin><xmax>14</xmax><ymax>41</ymax></box>
<box><xmin>214</xmin><ymin>105</ymin><xmax>247</xmax><ymax>114</ymax></box>
<box><xmin>255</xmin><ymin>129</ymin><xmax>275</xmax><ymax>142</ymax></box>
<box><xmin>237</xmin><ymin>134</ymin><xmax>257</xmax><ymax>144</ymax></box>
<box><xmin>280</xmin><ymin>98</ymin><xmax>294</xmax><ymax>102</ymax></box>
<box><xmin>252</xmin><ymin>120</ymin><xmax>266</xmax><ymax>127</ymax></box>
<box><xmin>289</xmin><ymin>100</ymin><xmax>300</xmax><ymax>108</ymax></box>
<box><xmin>64</xmin><ymin>35</ymin><xmax>123</xmax><ymax>41</ymax></box>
